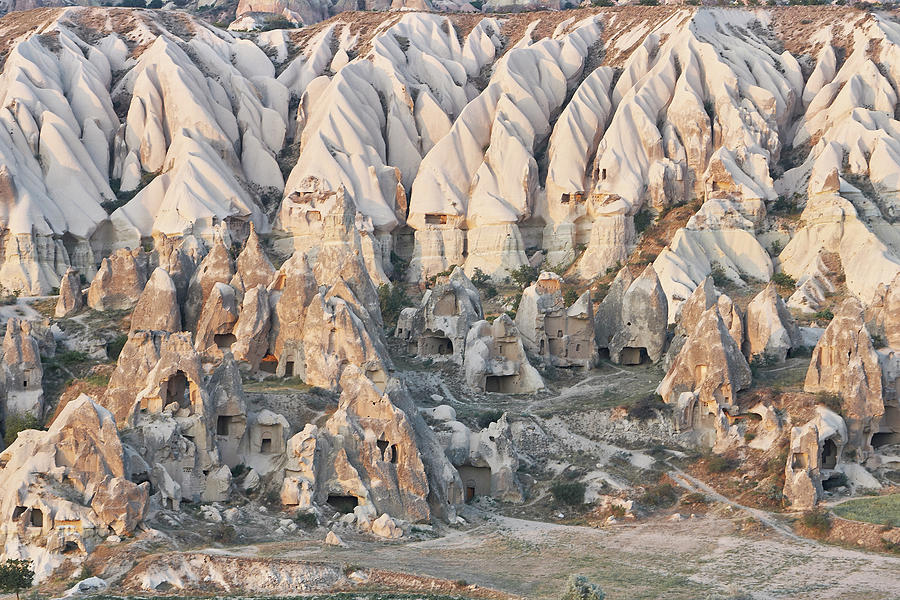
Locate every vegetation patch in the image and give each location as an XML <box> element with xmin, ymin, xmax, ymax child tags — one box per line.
<box><xmin>832</xmin><ymin>494</ymin><xmax>900</xmax><ymax>526</ymax></box>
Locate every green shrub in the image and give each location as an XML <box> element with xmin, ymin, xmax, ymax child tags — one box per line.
<box><xmin>551</xmin><ymin>481</ymin><xmax>586</xmax><ymax>506</ymax></box>
<box><xmin>800</xmin><ymin>509</ymin><xmax>832</xmax><ymax>537</ymax></box>
<box><xmin>813</xmin><ymin>308</ymin><xmax>834</xmax><ymax>321</ymax></box>
<box><xmin>106</xmin><ymin>334</ymin><xmax>128</xmax><ymax>361</ymax></box>
<box><xmin>744</xmin><ymin>432</ymin><xmax>756</xmax><ymax>443</ymax></box>
<box><xmin>378</xmin><ymin>283</ymin><xmax>412</xmax><ymax>329</ymax></box>
<box><xmin>633</xmin><ymin>209</ymin><xmax>652</xmax><ymax>234</ymax></box>
<box><xmin>3</xmin><ymin>413</ymin><xmax>41</xmax><ymax>446</ymax></box>
<box><xmin>57</xmin><ymin>350</ymin><xmax>89</xmax><ymax>366</ymax></box>
<box><xmin>563</xmin><ymin>287</ymin><xmax>579</xmax><ymax>307</ymax></box>
<box><xmin>639</xmin><ymin>483</ymin><xmax>679</xmax><ymax>508</ymax></box>
<box><xmin>816</xmin><ymin>392</ymin><xmax>843</xmax><ymax>416</ymax></box>
<box><xmin>230</xmin><ymin>463</ymin><xmax>247</xmax><ymax>478</ymax></box>
<box><xmin>510</xmin><ymin>265</ymin><xmax>539</xmax><ymax>290</ymax></box>
<box><xmin>771</xmin><ymin>272</ymin><xmax>796</xmax><ymax>289</ymax></box>
<box><xmin>560</xmin><ymin>574</ymin><xmax>605</xmax><ymax>600</ymax></box>
<box><xmin>476</xmin><ymin>409</ymin><xmax>504</xmax><ymax>429</ymax></box>
<box><xmin>471</xmin><ymin>267</ymin><xmax>498</xmax><ymax>298</ymax></box>
<box><xmin>707</xmin><ymin>455</ymin><xmax>738</xmax><ymax>473</ymax></box>
<box><xmin>627</xmin><ymin>394</ymin><xmax>668</xmax><ymax>421</ymax></box>
<box><xmin>710</xmin><ymin>262</ymin><xmax>729</xmax><ymax>287</ymax></box>
<box><xmin>294</xmin><ymin>511</ymin><xmax>318</xmax><ymax>529</ymax></box>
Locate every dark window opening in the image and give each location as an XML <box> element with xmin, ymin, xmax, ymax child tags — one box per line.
<box><xmin>327</xmin><ymin>495</ymin><xmax>359</xmax><ymax>514</ymax></box>
<box><xmin>12</xmin><ymin>506</ymin><xmax>26</xmax><ymax>520</ymax></box>
<box><xmin>284</xmin><ymin>361</ymin><xmax>294</xmax><ymax>377</ymax></box>
<box><xmin>30</xmin><ymin>508</ymin><xmax>43</xmax><ymax>528</ymax></box>
<box><xmin>872</xmin><ymin>432</ymin><xmax>900</xmax><ymax>447</ymax></box>
<box><xmin>217</xmin><ymin>416</ymin><xmax>231</xmax><ymax>436</ymax></box>
<box><xmin>165</xmin><ymin>371</ymin><xmax>190</xmax><ymax>409</ymax></box>
<box><xmin>485</xmin><ymin>375</ymin><xmax>517</xmax><ymax>393</ymax></box>
<box><xmin>63</xmin><ymin>541</ymin><xmax>79</xmax><ymax>553</ymax></box>
<box><xmin>822</xmin><ymin>473</ymin><xmax>846</xmax><ymax>491</ymax></box>
<box><xmin>425</xmin><ymin>214</ymin><xmax>448</xmax><ymax>225</ymax></box>
<box><xmin>22</xmin><ymin>380</ymin><xmax>27</xmax><ymax>388</ymax></box>
<box><xmin>377</xmin><ymin>439</ymin><xmax>389</xmax><ymax>460</ymax></box>
<box><xmin>390</xmin><ymin>444</ymin><xmax>398</xmax><ymax>464</ymax></box>
<box><xmin>602</xmin><ymin>168</ymin><xmax>607</xmax><ymax>180</ymax></box>
<box><xmin>260</xmin><ymin>436</ymin><xmax>273</xmax><ymax>454</ymax></box>
<box><xmin>465</xmin><ymin>486</ymin><xmax>476</xmax><ymax>502</ymax></box>
<box><xmin>822</xmin><ymin>438</ymin><xmax>838</xmax><ymax>469</ymax></box>
<box><xmin>260</xmin><ymin>356</ymin><xmax>278</xmax><ymax>374</ymax></box>
<box><xmin>791</xmin><ymin>453</ymin><xmax>808</xmax><ymax>470</ymax></box>
<box><xmin>421</xmin><ymin>335</ymin><xmax>453</xmax><ymax>356</ymax></box>
<box><xmin>557</xmin><ymin>330</ymin><xmax>563</xmax><ymax>338</ymax></box>
<box><xmin>214</xmin><ymin>333</ymin><xmax>236</xmax><ymax>349</ymax></box>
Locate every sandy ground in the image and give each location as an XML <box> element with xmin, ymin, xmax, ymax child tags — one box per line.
<box><xmin>219</xmin><ymin>510</ymin><xmax>900</xmax><ymax>600</ymax></box>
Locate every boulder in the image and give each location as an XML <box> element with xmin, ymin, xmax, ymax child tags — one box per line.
<box><xmin>595</xmin><ymin>266</ymin><xmax>633</xmax><ymax>355</ymax></box>
<box><xmin>87</xmin><ymin>248</ymin><xmax>147</xmax><ymax>311</ymax></box>
<box><xmin>90</xmin><ymin>476</ymin><xmax>150</xmax><ymax>536</ymax></box>
<box><xmin>804</xmin><ymin>298</ymin><xmax>884</xmax><ymax>459</ymax></box>
<box><xmin>55</xmin><ymin>267</ymin><xmax>83</xmax><ymax>318</ymax></box>
<box><xmin>744</xmin><ymin>282</ymin><xmax>800</xmax><ymax>362</ymax></box>
<box><xmin>130</xmin><ymin>267</ymin><xmax>181</xmax><ymax>333</ymax></box>
<box><xmin>372</xmin><ymin>513</ymin><xmax>402</xmax><ymax>539</ymax></box>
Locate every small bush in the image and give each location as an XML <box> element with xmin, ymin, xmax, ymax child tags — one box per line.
<box><xmin>682</xmin><ymin>492</ymin><xmax>709</xmax><ymax>505</ymax></box>
<box><xmin>0</xmin><ymin>558</ymin><xmax>34</xmax><ymax>599</ymax></box>
<box><xmin>816</xmin><ymin>392</ymin><xmax>843</xmax><ymax>416</ymax></box>
<box><xmin>212</xmin><ymin>523</ymin><xmax>236</xmax><ymax>544</ymax></box>
<box><xmin>743</xmin><ymin>432</ymin><xmax>756</xmax><ymax>443</ymax></box>
<box><xmin>707</xmin><ymin>455</ymin><xmax>738</xmax><ymax>474</ymax></box>
<box><xmin>633</xmin><ymin>209</ymin><xmax>652</xmax><ymax>234</ymax></box>
<box><xmin>294</xmin><ymin>511</ymin><xmax>318</xmax><ymax>529</ymax></box>
<box><xmin>56</xmin><ymin>350</ymin><xmax>89</xmax><ymax>366</ymax></box>
<box><xmin>3</xmin><ymin>413</ymin><xmax>41</xmax><ymax>446</ymax></box>
<box><xmin>471</xmin><ymin>267</ymin><xmax>498</xmax><ymax>298</ymax></box>
<box><xmin>800</xmin><ymin>509</ymin><xmax>832</xmax><ymax>537</ymax></box>
<box><xmin>378</xmin><ymin>283</ymin><xmax>412</xmax><ymax>329</ymax></box>
<box><xmin>813</xmin><ymin>308</ymin><xmax>834</xmax><ymax>321</ymax></box>
<box><xmin>106</xmin><ymin>334</ymin><xmax>128</xmax><ymax>361</ymax></box>
<box><xmin>563</xmin><ymin>287</ymin><xmax>579</xmax><ymax>307</ymax></box>
<box><xmin>230</xmin><ymin>464</ymin><xmax>247</xmax><ymax>479</ymax></box>
<box><xmin>510</xmin><ymin>265</ymin><xmax>539</xmax><ymax>290</ymax></box>
<box><xmin>771</xmin><ymin>272</ymin><xmax>796</xmax><ymax>289</ymax></box>
<box><xmin>639</xmin><ymin>483</ymin><xmax>680</xmax><ymax>508</ymax></box>
<box><xmin>560</xmin><ymin>574</ymin><xmax>605</xmax><ymax>600</ymax></box>
<box><xmin>627</xmin><ymin>394</ymin><xmax>668</xmax><ymax>421</ymax></box>
<box><xmin>551</xmin><ymin>481</ymin><xmax>586</xmax><ymax>506</ymax></box>
<box><xmin>710</xmin><ymin>262</ymin><xmax>729</xmax><ymax>287</ymax></box>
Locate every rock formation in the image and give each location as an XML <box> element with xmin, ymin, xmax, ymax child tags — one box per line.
<box><xmin>744</xmin><ymin>282</ymin><xmax>801</xmax><ymax>363</ymax></box>
<box><xmin>595</xmin><ymin>266</ymin><xmax>633</xmax><ymax>358</ymax></box>
<box><xmin>783</xmin><ymin>421</ymin><xmax>823</xmax><ymax>511</ymax></box>
<box><xmin>54</xmin><ymin>268</ymin><xmax>83</xmax><ymax>318</ymax></box>
<box><xmin>0</xmin><ymin>395</ymin><xmax>148</xmax><ymax>579</ymax></box>
<box><xmin>184</xmin><ymin>235</ymin><xmax>235</xmax><ymax>331</ymax></box>
<box><xmin>804</xmin><ymin>298</ymin><xmax>884</xmax><ymax>460</ymax></box>
<box><xmin>194</xmin><ymin>282</ymin><xmax>240</xmax><ymax>358</ymax></box>
<box><xmin>231</xmin><ymin>285</ymin><xmax>272</xmax><ymax>371</ymax></box>
<box><xmin>464</xmin><ymin>315</ymin><xmax>543</xmax><ymax>394</ymax></box>
<box><xmin>395</xmin><ymin>266</ymin><xmax>483</xmax><ymax>364</ymax></box>
<box><xmin>130</xmin><ymin>268</ymin><xmax>181</xmax><ymax>333</ymax></box>
<box><xmin>515</xmin><ymin>272</ymin><xmax>596</xmax><ymax>368</ymax></box>
<box><xmin>230</xmin><ymin>224</ymin><xmax>276</xmax><ymax>300</ymax></box>
<box><xmin>2</xmin><ymin>318</ymin><xmax>44</xmax><ymax>420</ymax></box>
<box><xmin>87</xmin><ymin>248</ymin><xmax>147</xmax><ymax>312</ymax></box>
<box><xmin>657</xmin><ymin>306</ymin><xmax>752</xmax><ymax>446</ymax></box>
<box><xmin>608</xmin><ymin>265</ymin><xmax>668</xmax><ymax>365</ymax></box>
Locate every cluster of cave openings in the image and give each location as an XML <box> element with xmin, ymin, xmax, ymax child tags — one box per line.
<box><xmin>621</xmin><ymin>347</ymin><xmax>649</xmax><ymax>365</ymax></box>
<box><xmin>165</xmin><ymin>371</ymin><xmax>191</xmax><ymax>410</ymax></box>
<box><xmin>421</xmin><ymin>334</ymin><xmax>453</xmax><ymax>356</ymax></box>
<box><xmin>485</xmin><ymin>374</ymin><xmax>518</xmax><ymax>393</ymax></box>
<box><xmin>13</xmin><ymin>506</ymin><xmax>42</xmax><ymax>528</ymax></box>
<box><xmin>376</xmin><ymin>439</ymin><xmax>399</xmax><ymax>464</ymax></box>
<box><xmin>327</xmin><ymin>494</ymin><xmax>359</xmax><ymax>514</ymax></box>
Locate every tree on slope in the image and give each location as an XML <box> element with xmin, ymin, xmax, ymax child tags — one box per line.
<box><xmin>0</xmin><ymin>559</ymin><xmax>34</xmax><ymax>600</ymax></box>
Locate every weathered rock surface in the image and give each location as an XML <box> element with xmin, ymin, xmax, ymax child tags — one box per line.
<box><xmin>55</xmin><ymin>268</ymin><xmax>83</xmax><ymax>318</ymax></box>
<box><xmin>609</xmin><ymin>265</ymin><xmax>668</xmax><ymax>365</ymax></box>
<box><xmin>804</xmin><ymin>298</ymin><xmax>884</xmax><ymax>459</ymax></box>
<box><xmin>87</xmin><ymin>248</ymin><xmax>147</xmax><ymax>312</ymax></box>
<box><xmin>130</xmin><ymin>267</ymin><xmax>181</xmax><ymax>333</ymax></box>
<box><xmin>464</xmin><ymin>315</ymin><xmax>543</xmax><ymax>393</ymax></box>
<box><xmin>230</xmin><ymin>224</ymin><xmax>275</xmax><ymax>299</ymax></box>
<box><xmin>2</xmin><ymin>317</ymin><xmax>44</xmax><ymax>419</ymax></box>
<box><xmin>185</xmin><ymin>236</ymin><xmax>235</xmax><ymax>332</ymax></box>
<box><xmin>744</xmin><ymin>282</ymin><xmax>800</xmax><ymax>363</ymax></box>
<box><xmin>783</xmin><ymin>421</ymin><xmax>823</xmax><ymax>511</ymax></box>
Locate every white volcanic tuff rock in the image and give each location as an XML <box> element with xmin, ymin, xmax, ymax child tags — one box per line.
<box><xmin>608</xmin><ymin>265</ymin><xmax>668</xmax><ymax>365</ymax></box>
<box><xmin>194</xmin><ymin>281</ymin><xmax>239</xmax><ymax>356</ymax></box>
<box><xmin>464</xmin><ymin>315</ymin><xmax>544</xmax><ymax>394</ymax></box>
<box><xmin>783</xmin><ymin>421</ymin><xmax>823</xmax><ymax>511</ymax></box>
<box><xmin>396</xmin><ymin>266</ymin><xmax>484</xmax><ymax>364</ymax></box>
<box><xmin>2</xmin><ymin>318</ymin><xmax>44</xmax><ymax>419</ymax></box>
<box><xmin>281</xmin><ymin>367</ymin><xmax>462</xmax><ymax>523</ymax></box>
<box><xmin>744</xmin><ymin>282</ymin><xmax>800</xmax><ymax>363</ymax></box>
<box><xmin>804</xmin><ymin>298</ymin><xmax>884</xmax><ymax>459</ymax></box>
<box><xmin>184</xmin><ymin>235</ymin><xmax>235</xmax><ymax>331</ymax></box>
<box><xmin>0</xmin><ymin>395</ymin><xmax>148</xmax><ymax>581</ymax></box>
<box><xmin>231</xmin><ymin>285</ymin><xmax>272</xmax><ymax>371</ymax></box>
<box><xmin>408</xmin><ymin>17</ymin><xmax>602</xmax><ymax>280</ymax></box>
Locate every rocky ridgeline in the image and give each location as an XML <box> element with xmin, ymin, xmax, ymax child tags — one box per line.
<box><xmin>0</xmin><ymin>4</ymin><xmax>899</xmax><ymax>585</ymax></box>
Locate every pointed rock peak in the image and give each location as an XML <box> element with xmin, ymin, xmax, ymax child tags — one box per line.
<box><xmin>130</xmin><ymin>267</ymin><xmax>181</xmax><ymax>334</ymax></box>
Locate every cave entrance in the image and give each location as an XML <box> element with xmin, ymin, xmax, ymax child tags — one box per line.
<box><xmin>485</xmin><ymin>375</ymin><xmax>517</xmax><ymax>393</ymax></box>
<box><xmin>872</xmin><ymin>431</ymin><xmax>900</xmax><ymax>448</ymax></box>
<box><xmin>284</xmin><ymin>361</ymin><xmax>295</xmax><ymax>377</ymax></box>
<box><xmin>63</xmin><ymin>541</ymin><xmax>79</xmax><ymax>553</ymax></box>
<box><xmin>217</xmin><ymin>415</ymin><xmax>233</xmax><ymax>437</ymax></box>
<box><xmin>376</xmin><ymin>439</ymin><xmax>398</xmax><ymax>464</ymax></box>
<box><xmin>458</xmin><ymin>465</ymin><xmax>491</xmax><ymax>501</ymax></box>
<box><xmin>30</xmin><ymin>508</ymin><xmax>43</xmax><ymax>528</ymax></box>
<box><xmin>165</xmin><ymin>371</ymin><xmax>190</xmax><ymax>409</ymax></box>
<box><xmin>421</xmin><ymin>335</ymin><xmax>453</xmax><ymax>356</ymax></box>
<box><xmin>214</xmin><ymin>333</ymin><xmax>236</xmax><ymax>350</ymax></box>
<box><xmin>12</xmin><ymin>506</ymin><xmax>26</xmax><ymax>520</ymax></box>
<box><xmin>260</xmin><ymin>435</ymin><xmax>273</xmax><ymax>454</ymax></box>
<box><xmin>327</xmin><ymin>495</ymin><xmax>359</xmax><ymax>514</ymax></box>
<box><xmin>620</xmin><ymin>347</ymin><xmax>649</xmax><ymax>365</ymax></box>
<box><xmin>822</xmin><ymin>439</ymin><xmax>838</xmax><ymax>469</ymax></box>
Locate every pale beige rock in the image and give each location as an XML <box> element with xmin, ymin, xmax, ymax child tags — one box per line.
<box><xmin>804</xmin><ymin>298</ymin><xmax>884</xmax><ymax>459</ymax></box>
<box><xmin>744</xmin><ymin>282</ymin><xmax>800</xmax><ymax>362</ymax></box>
<box><xmin>230</xmin><ymin>223</ymin><xmax>275</xmax><ymax>300</ymax></box>
<box><xmin>130</xmin><ymin>267</ymin><xmax>181</xmax><ymax>333</ymax></box>
<box><xmin>464</xmin><ymin>315</ymin><xmax>544</xmax><ymax>393</ymax></box>
<box><xmin>231</xmin><ymin>285</ymin><xmax>272</xmax><ymax>371</ymax></box>
<box><xmin>55</xmin><ymin>267</ymin><xmax>83</xmax><ymax>318</ymax></box>
<box><xmin>3</xmin><ymin>317</ymin><xmax>44</xmax><ymax>419</ymax></box>
<box><xmin>184</xmin><ymin>236</ymin><xmax>235</xmax><ymax>331</ymax></box>
<box><xmin>609</xmin><ymin>265</ymin><xmax>668</xmax><ymax>365</ymax></box>
<box><xmin>152</xmin><ymin>234</ymin><xmax>198</xmax><ymax>305</ymax></box>
<box><xmin>595</xmin><ymin>266</ymin><xmax>633</xmax><ymax>354</ymax></box>
<box><xmin>269</xmin><ymin>251</ymin><xmax>318</xmax><ymax>378</ymax></box>
<box><xmin>372</xmin><ymin>513</ymin><xmax>402</xmax><ymax>539</ymax></box>
<box><xmin>194</xmin><ymin>282</ymin><xmax>239</xmax><ymax>357</ymax></box>
<box><xmin>783</xmin><ymin>422</ymin><xmax>822</xmax><ymax>511</ymax></box>
<box><xmin>90</xmin><ymin>476</ymin><xmax>150</xmax><ymax>536</ymax></box>
<box><xmin>325</xmin><ymin>530</ymin><xmax>345</xmax><ymax>546</ymax></box>
<box><xmin>87</xmin><ymin>248</ymin><xmax>147</xmax><ymax>311</ymax></box>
